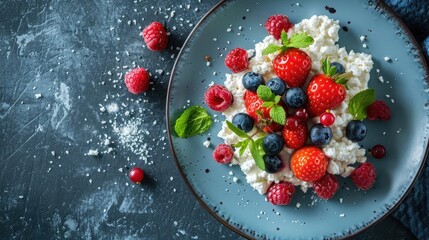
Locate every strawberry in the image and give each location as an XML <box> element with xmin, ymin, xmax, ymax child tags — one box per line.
<box><xmin>282</xmin><ymin>119</ymin><xmax>307</xmax><ymax>149</ymax></box>
<box><xmin>307</xmin><ymin>58</ymin><xmax>349</xmax><ymax>116</ymax></box>
<box><xmin>273</xmin><ymin>49</ymin><xmax>312</xmax><ymax>87</ymax></box>
<box><xmin>262</xmin><ymin>31</ymin><xmax>314</xmax><ymax>88</ymax></box>
<box><xmin>290</xmin><ymin>146</ymin><xmax>328</xmax><ymax>182</ymax></box>
<box><xmin>243</xmin><ymin>90</ymin><xmax>284</xmax><ymax>133</ymax></box>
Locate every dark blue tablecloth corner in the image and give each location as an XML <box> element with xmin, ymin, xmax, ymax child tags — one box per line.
<box><xmin>383</xmin><ymin>0</ymin><xmax>429</xmax><ymax>239</ymax></box>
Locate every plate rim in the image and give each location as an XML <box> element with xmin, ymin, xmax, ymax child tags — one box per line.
<box><xmin>165</xmin><ymin>0</ymin><xmax>429</xmax><ymax>238</ymax></box>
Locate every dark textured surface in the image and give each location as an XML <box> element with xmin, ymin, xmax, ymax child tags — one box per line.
<box><xmin>0</xmin><ymin>0</ymin><xmax>425</xmax><ymax>239</ymax></box>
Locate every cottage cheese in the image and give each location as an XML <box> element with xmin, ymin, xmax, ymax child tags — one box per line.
<box><xmin>218</xmin><ymin>15</ymin><xmax>373</xmax><ymax>194</ymax></box>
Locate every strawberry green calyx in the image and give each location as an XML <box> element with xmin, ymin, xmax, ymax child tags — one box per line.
<box><xmin>262</xmin><ymin>30</ymin><xmax>314</xmax><ymax>55</ymax></box>
<box><xmin>321</xmin><ymin>58</ymin><xmax>351</xmax><ymax>87</ymax></box>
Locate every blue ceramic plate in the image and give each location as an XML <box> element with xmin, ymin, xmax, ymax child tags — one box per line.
<box><xmin>167</xmin><ymin>0</ymin><xmax>429</xmax><ymax>239</ymax></box>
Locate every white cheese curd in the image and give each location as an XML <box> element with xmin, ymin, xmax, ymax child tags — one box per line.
<box><xmin>217</xmin><ymin>15</ymin><xmax>373</xmax><ymax>194</ymax></box>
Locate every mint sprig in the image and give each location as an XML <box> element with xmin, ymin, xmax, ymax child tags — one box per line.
<box><xmin>262</xmin><ymin>30</ymin><xmax>314</xmax><ymax>55</ymax></box>
<box><xmin>174</xmin><ymin>106</ymin><xmax>213</xmax><ymax>138</ymax></box>
<box><xmin>256</xmin><ymin>85</ymin><xmax>286</xmax><ymax>125</ymax></box>
<box><xmin>348</xmin><ymin>89</ymin><xmax>376</xmax><ymax>120</ymax></box>
<box><xmin>226</xmin><ymin>121</ymin><xmax>266</xmax><ymax>170</ymax></box>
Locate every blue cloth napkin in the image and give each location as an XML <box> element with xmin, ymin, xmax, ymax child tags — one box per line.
<box><xmin>383</xmin><ymin>1</ymin><xmax>429</xmax><ymax>239</ymax></box>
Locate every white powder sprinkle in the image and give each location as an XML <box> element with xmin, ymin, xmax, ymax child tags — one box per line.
<box><xmin>203</xmin><ymin>140</ymin><xmax>210</xmax><ymax>147</ymax></box>
<box><xmin>339</xmin><ymin>213</ymin><xmax>345</xmax><ymax>217</ymax></box>
<box><xmin>384</xmin><ymin>56</ymin><xmax>391</xmax><ymax>62</ymax></box>
<box><xmin>35</xmin><ymin>93</ymin><xmax>43</xmax><ymax>99</ymax></box>
<box><xmin>87</xmin><ymin>149</ymin><xmax>99</xmax><ymax>156</ymax></box>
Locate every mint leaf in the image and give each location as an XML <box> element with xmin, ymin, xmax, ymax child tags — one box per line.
<box><xmin>239</xmin><ymin>139</ymin><xmax>250</xmax><ymax>156</ymax></box>
<box><xmin>274</xmin><ymin>95</ymin><xmax>281</xmax><ymax>104</ymax></box>
<box><xmin>226</xmin><ymin>120</ymin><xmax>249</xmax><ymax>138</ymax></box>
<box><xmin>287</xmin><ymin>33</ymin><xmax>314</xmax><ymax>49</ymax></box>
<box><xmin>348</xmin><ymin>89</ymin><xmax>376</xmax><ymax>120</ymax></box>
<box><xmin>262</xmin><ymin>44</ymin><xmax>282</xmax><ymax>55</ymax></box>
<box><xmin>174</xmin><ymin>106</ymin><xmax>212</xmax><ymax>138</ymax></box>
<box><xmin>257</xmin><ymin>85</ymin><xmax>275</xmax><ymax>102</ymax></box>
<box><xmin>270</xmin><ymin>105</ymin><xmax>286</xmax><ymax>125</ymax></box>
<box><xmin>262</xmin><ymin>102</ymin><xmax>275</xmax><ymax>108</ymax></box>
<box><xmin>281</xmin><ymin>30</ymin><xmax>289</xmax><ymax>46</ymax></box>
<box><xmin>249</xmin><ymin>140</ymin><xmax>265</xmax><ymax>170</ymax></box>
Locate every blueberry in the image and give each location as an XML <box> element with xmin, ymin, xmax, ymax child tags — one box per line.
<box><xmin>262</xmin><ymin>133</ymin><xmax>284</xmax><ymax>155</ymax></box>
<box><xmin>266</xmin><ymin>77</ymin><xmax>287</xmax><ymax>96</ymax></box>
<box><xmin>331</xmin><ymin>62</ymin><xmax>345</xmax><ymax>74</ymax></box>
<box><xmin>309</xmin><ymin>123</ymin><xmax>333</xmax><ymax>147</ymax></box>
<box><xmin>263</xmin><ymin>155</ymin><xmax>283</xmax><ymax>173</ymax></box>
<box><xmin>232</xmin><ymin>113</ymin><xmax>254</xmax><ymax>132</ymax></box>
<box><xmin>284</xmin><ymin>87</ymin><xmax>307</xmax><ymax>109</ymax></box>
<box><xmin>346</xmin><ymin>120</ymin><xmax>367</xmax><ymax>142</ymax></box>
<box><xmin>242</xmin><ymin>72</ymin><xmax>264</xmax><ymax>92</ymax></box>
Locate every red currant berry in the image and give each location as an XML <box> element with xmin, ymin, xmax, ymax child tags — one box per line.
<box><xmin>129</xmin><ymin>167</ymin><xmax>145</xmax><ymax>184</ymax></box>
<box><xmin>285</xmin><ymin>117</ymin><xmax>300</xmax><ymax>131</ymax></box>
<box><xmin>371</xmin><ymin>144</ymin><xmax>386</xmax><ymax>159</ymax></box>
<box><xmin>320</xmin><ymin>112</ymin><xmax>335</xmax><ymax>126</ymax></box>
<box><xmin>294</xmin><ymin>108</ymin><xmax>308</xmax><ymax>121</ymax></box>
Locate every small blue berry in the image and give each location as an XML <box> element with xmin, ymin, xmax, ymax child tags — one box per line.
<box><xmin>331</xmin><ymin>62</ymin><xmax>345</xmax><ymax>74</ymax></box>
<box><xmin>242</xmin><ymin>72</ymin><xmax>264</xmax><ymax>92</ymax></box>
<box><xmin>263</xmin><ymin>155</ymin><xmax>283</xmax><ymax>173</ymax></box>
<box><xmin>262</xmin><ymin>133</ymin><xmax>284</xmax><ymax>155</ymax></box>
<box><xmin>346</xmin><ymin>120</ymin><xmax>367</xmax><ymax>142</ymax></box>
<box><xmin>266</xmin><ymin>77</ymin><xmax>287</xmax><ymax>96</ymax></box>
<box><xmin>309</xmin><ymin>123</ymin><xmax>332</xmax><ymax>147</ymax></box>
<box><xmin>284</xmin><ymin>87</ymin><xmax>307</xmax><ymax>109</ymax></box>
<box><xmin>232</xmin><ymin>113</ymin><xmax>254</xmax><ymax>132</ymax></box>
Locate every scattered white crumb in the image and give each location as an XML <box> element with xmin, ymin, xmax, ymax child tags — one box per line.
<box><xmin>228</xmin><ymin>171</ymin><xmax>233</xmax><ymax>176</ymax></box>
<box><xmin>340</xmin><ymin>198</ymin><xmax>343</xmax><ymax>203</ymax></box>
<box><xmin>206</xmin><ymin>61</ymin><xmax>210</xmax><ymax>67</ymax></box>
<box><xmin>226</xmin><ymin>28</ymin><xmax>232</xmax><ymax>32</ymax></box>
<box><xmin>87</xmin><ymin>149</ymin><xmax>99</xmax><ymax>156</ymax></box>
<box><xmin>362</xmin><ymin>43</ymin><xmax>367</xmax><ymax>48</ymax></box>
<box><xmin>106</xmin><ymin>103</ymin><xmax>119</xmax><ymax>113</ymax></box>
<box><xmin>339</xmin><ymin>213</ymin><xmax>346</xmax><ymax>217</ymax></box>
<box><xmin>35</xmin><ymin>93</ymin><xmax>43</xmax><ymax>99</ymax></box>
<box><xmin>118</xmin><ymin>168</ymin><xmax>123</xmax><ymax>172</ymax></box>
<box><xmin>296</xmin><ymin>202</ymin><xmax>301</xmax><ymax>208</ymax></box>
<box><xmin>213</xmin><ymin>38</ymin><xmax>217</xmax><ymax>41</ymax></box>
<box><xmin>232</xmin><ymin>177</ymin><xmax>238</xmax><ymax>183</ymax></box>
<box><xmin>103</xmin><ymin>139</ymin><xmax>111</xmax><ymax>146</ymax></box>
<box><xmin>208</xmin><ymin>81</ymin><xmax>215</xmax><ymax>87</ymax></box>
<box><xmin>203</xmin><ymin>140</ymin><xmax>210</xmax><ymax>147</ymax></box>
<box><xmin>384</xmin><ymin>56</ymin><xmax>391</xmax><ymax>62</ymax></box>
<box><xmin>360</xmin><ymin>35</ymin><xmax>366</xmax><ymax>42</ymax></box>
<box><xmin>51</xmin><ymin>151</ymin><xmax>56</xmax><ymax>156</ymax></box>
<box><xmin>378</xmin><ymin>76</ymin><xmax>384</xmax><ymax>83</ymax></box>
<box><xmin>18</xmin><ymin>195</ymin><xmax>24</xmax><ymax>199</ymax></box>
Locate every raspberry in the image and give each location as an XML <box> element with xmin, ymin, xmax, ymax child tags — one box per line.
<box><xmin>264</xmin><ymin>15</ymin><xmax>293</xmax><ymax>40</ymax></box>
<box><xmin>367</xmin><ymin>100</ymin><xmax>391</xmax><ymax>120</ymax></box>
<box><xmin>124</xmin><ymin>68</ymin><xmax>150</xmax><ymax>94</ymax></box>
<box><xmin>266</xmin><ymin>182</ymin><xmax>295</xmax><ymax>205</ymax></box>
<box><xmin>204</xmin><ymin>85</ymin><xmax>233</xmax><ymax>111</ymax></box>
<box><xmin>224</xmin><ymin>48</ymin><xmax>249</xmax><ymax>73</ymax></box>
<box><xmin>212</xmin><ymin>144</ymin><xmax>234</xmax><ymax>164</ymax></box>
<box><xmin>351</xmin><ymin>162</ymin><xmax>376</xmax><ymax>190</ymax></box>
<box><xmin>313</xmin><ymin>173</ymin><xmax>339</xmax><ymax>200</ymax></box>
<box><xmin>142</xmin><ymin>22</ymin><xmax>168</xmax><ymax>51</ymax></box>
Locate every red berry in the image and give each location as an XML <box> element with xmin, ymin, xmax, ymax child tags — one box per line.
<box><xmin>320</xmin><ymin>112</ymin><xmax>336</xmax><ymax>126</ymax></box>
<box><xmin>313</xmin><ymin>173</ymin><xmax>339</xmax><ymax>200</ymax></box>
<box><xmin>371</xmin><ymin>144</ymin><xmax>386</xmax><ymax>159</ymax></box>
<box><xmin>264</xmin><ymin>15</ymin><xmax>293</xmax><ymax>40</ymax></box>
<box><xmin>142</xmin><ymin>22</ymin><xmax>168</xmax><ymax>51</ymax></box>
<box><xmin>243</xmin><ymin>90</ymin><xmax>284</xmax><ymax>133</ymax></box>
<box><xmin>285</xmin><ymin>116</ymin><xmax>300</xmax><ymax>131</ymax></box>
<box><xmin>224</xmin><ymin>48</ymin><xmax>249</xmax><ymax>73</ymax></box>
<box><xmin>367</xmin><ymin>100</ymin><xmax>391</xmax><ymax>121</ymax></box>
<box><xmin>294</xmin><ymin>108</ymin><xmax>309</xmax><ymax>121</ymax></box>
<box><xmin>273</xmin><ymin>49</ymin><xmax>312</xmax><ymax>88</ymax></box>
<box><xmin>282</xmin><ymin>120</ymin><xmax>308</xmax><ymax>149</ymax></box>
<box><xmin>212</xmin><ymin>144</ymin><xmax>234</xmax><ymax>164</ymax></box>
<box><xmin>307</xmin><ymin>74</ymin><xmax>346</xmax><ymax>116</ymax></box>
<box><xmin>124</xmin><ymin>68</ymin><xmax>150</xmax><ymax>94</ymax></box>
<box><xmin>266</xmin><ymin>182</ymin><xmax>295</xmax><ymax>205</ymax></box>
<box><xmin>351</xmin><ymin>162</ymin><xmax>376</xmax><ymax>190</ymax></box>
<box><xmin>290</xmin><ymin>146</ymin><xmax>328</xmax><ymax>182</ymax></box>
<box><xmin>204</xmin><ymin>85</ymin><xmax>233</xmax><ymax>111</ymax></box>
<box><xmin>129</xmin><ymin>167</ymin><xmax>145</xmax><ymax>184</ymax></box>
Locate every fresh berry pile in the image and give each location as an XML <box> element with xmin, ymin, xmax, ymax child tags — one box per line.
<box><xmin>205</xmin><ymin>15</ymin><xmax>391</xmax><ymax>205</ymax></box>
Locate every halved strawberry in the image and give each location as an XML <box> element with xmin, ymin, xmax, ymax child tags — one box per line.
<box><xmin>282</xmin><ymin>119</ymin><xmax>307</xmax><ymax>149</ymax></box>
<box><xmin>290</xmin><ymin>146</ymin><xmax>328</xmax><ymax>182</ymax></box>
<box><xmin>243</xmin><ymin>90</ymin><xmax>284</xmax><ymax>133</ymax></box>
<box><xmin>307</xmin><ymin>58</ymin><xmax>349</xmax><ymax>116</ymax></box>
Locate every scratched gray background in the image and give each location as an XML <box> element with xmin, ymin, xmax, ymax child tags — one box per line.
<box><xmin>0</xmin><ymin>0</ymin><xmax>417</xmax><ymax>239</ymax></box>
